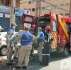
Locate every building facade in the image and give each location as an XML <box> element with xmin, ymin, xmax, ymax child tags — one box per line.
<box><xmin>18</xmin><ymin>0</ymin><xmax>70</xmax><ymax>16</ymax></box>
<box><xmin>0</xmin><ymin>0</ymin><xmax>70</xmax><ymax>16</ymax></box>
<box><xmin>0</xmin><ymin>0</ymin><xmax>20</xmax><ymax>7</ymax></box>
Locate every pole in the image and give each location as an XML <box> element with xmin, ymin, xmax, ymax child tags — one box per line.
<box><xmin>69</xmin><ymin>0</ymin><xmax>71</xmax><ymax>16</ymax></box>
<box><xmin>10</xmin><ymin>0</ymin><xmax>16</xmax><ymax>29</ymax></box>
<box><xmin>36</xmin><ymin>0</ymin><xmax>41</xmax><ymax>17</ymax></box>
<box><xmin>35</xmin><ymin>0</ymin><xmax>41</xmax><ymax>28</ymax></box>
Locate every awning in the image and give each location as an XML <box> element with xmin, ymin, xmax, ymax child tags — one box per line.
<box><xmin>0</xmin><ymin>6</ymin><xmax>30</xmax><ymax>16</ymax></box>
<box><xmin>15</xmin><ymin>8</ymin><xmax>30</xmax><ymax>16</ymax></box>
<box><xmin>0</xmin><ymin>6</ymin><xmax>10</xmax><ymax>13</ymax></box>
<box><xmin>15</xmin><ymin>8</ymin><xmax>24</xmax><ymax>16</ymax></box>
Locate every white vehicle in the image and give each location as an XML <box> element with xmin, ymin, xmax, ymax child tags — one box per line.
<box><xmin>0</xmin><ymin>32</ymin><xmax>7</xmax><ymax>56</ymax></box>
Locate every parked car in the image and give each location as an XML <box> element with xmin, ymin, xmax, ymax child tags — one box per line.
<box><xmin>0</xmin><ymin>32</ymin><xmax>7</xmax><ymax>56</ymax></box>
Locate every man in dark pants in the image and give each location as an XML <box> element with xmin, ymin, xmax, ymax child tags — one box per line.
<box><xmin>41</xmin><ymin>26</ymin><xmax>52</xmax><ymax>65</ymax></box>
<box><xmin>37</xmin><ymin>27</ymin><xmax>45</xmax><ymax>63</ymax></box>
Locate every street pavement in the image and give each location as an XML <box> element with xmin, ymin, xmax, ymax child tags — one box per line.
<box><xmin>0</xmin><ymin>56</ymin><xmax>71</xmax><ymax>70</ymax></box>
<box><xmin>47</xmin><ymin>56</ymin><xmax>71</xmax><ymax>70</ymax></box>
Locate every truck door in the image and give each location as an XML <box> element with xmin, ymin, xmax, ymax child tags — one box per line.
<box><xmin>67</xmin><ymin>23</ymin><xmax>71</xmax><ymax>50</ymax></box>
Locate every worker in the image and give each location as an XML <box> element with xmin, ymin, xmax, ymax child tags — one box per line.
<box><xmin>37</xmin><ymin>27</ymin><xmax>45</xmax><ymax>63</ymax></box>
<box><xmin>17</xmin><ymin>26</ymin><xmax>33</xmax><ymax>70</ymax></box>
<box><xmin>42</xmin><ymin>25</ymin><xmax>52</xmax><ymax>65</ymax></box>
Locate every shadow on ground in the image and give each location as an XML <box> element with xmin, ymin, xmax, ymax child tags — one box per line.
<box><xmin>50</xmin><ymin>51</ymin><xmax>71</xmax><ymax>62</ymax></box>
<box><xmin>0</xmin><ymin>55</ymin><xmax>47</xmax><ymax>70</ymax></box>
<box><xmin>0</xmin><ymin>52</ymin><xmax>71</xmax><ymax>70</ymax></box>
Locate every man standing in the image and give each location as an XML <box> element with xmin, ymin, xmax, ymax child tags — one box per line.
<box><xmin>37</xmin><ymin>27</ymin><xmax>45</xmax><ymax>63</ymax></box>
<box><xmin>17</xmin><ymin>26</ymin><xmax>33</xmax><ymax>69</ymax></box>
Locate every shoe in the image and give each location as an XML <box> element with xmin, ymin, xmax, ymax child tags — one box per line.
<box><xmin>23</xmin><ymin>66</ymin><xmax>27</xmax><ymax>70</ymax></box>
<box><xmin>15</xmin><ymin>65</ymin><xmax>21</xmax><ymax>68</ymax></box>
<box><xmin>6</xmin><ymin>61</ymin><xmax>12</xmax><ymax>65</ymax></box>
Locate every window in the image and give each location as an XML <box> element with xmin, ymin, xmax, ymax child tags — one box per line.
<box><xmin>38</xmin><ymin>16</ymin><xmax>50</xmax><ymax>27</ymax></box>
<box><xmin>60</xmin><ymin>4</ymin><xmax>64</xmax><ymax>6</ymax></box>
<box><xmin>42</xmin><ymin>7</ymin><xmax>45</xmax><ymax>10</ymax></box>
<box><xmin>32</xmin><ymin>8</ymin><xmax>35</xmax><ymax>11</ymax></box>
<box><xmin>65</xmin><ymin>13</ymin><xmax>70</xmax><ymax>16</ymax></box>
<box><xmin>0</xmin><ymin>13</ymin><xmax>3</xmax><ymax>17</ymax></box>
<box><xmin>28</xmin><ymin>1</ymin><xmax>31</xmax><ymax>4</ymax></box>
<box><xmin>5</xmin><ymin>14</ymin><xmax>10</xmax><ymax>18</ymax></box>
<box><xmin>52</xmin><ymin>21</ymin><xmax>57</xmax><ymax>31</ymax></box>
<box><xmin>2</xmin><ymin>0</ymin><xmax>10</xmax><ymax>6</ymax></box>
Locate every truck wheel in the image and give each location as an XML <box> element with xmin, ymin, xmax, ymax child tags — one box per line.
<box><xmin>1</xmin><ymin>46</ymin><xmax>8</xmax><ymax>56</ymax></box>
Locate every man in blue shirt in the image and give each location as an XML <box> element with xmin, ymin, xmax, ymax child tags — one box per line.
<box><xmin>37</xmin><ymin>27</ymin><xmax>45</xmax><ymax>62</ymax></box>
<box><xmin>17</xmin><ymin>26</ymin><xmax>33</xmax><ymax>69</ymax></box>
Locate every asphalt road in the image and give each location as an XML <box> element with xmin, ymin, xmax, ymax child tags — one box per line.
<box><xmin>0</xmin><ymin>54</ymin><xmax>48</xmax><ymax>70</ymax></box>
<box><xmin>0</xmin><ymin>61</ymin><xmax>44</xmax><ymax>70</ymax></box>
<box><xmin>0</xmin><ymin>56</ymin><xmax>71</xmax><ymax>70</ymax></box>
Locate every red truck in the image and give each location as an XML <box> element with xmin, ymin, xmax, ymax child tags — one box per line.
<box><xmin>33</xmin><ymin>12</ymin><xmax>71</xmax><ymax>55</ymax></box>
